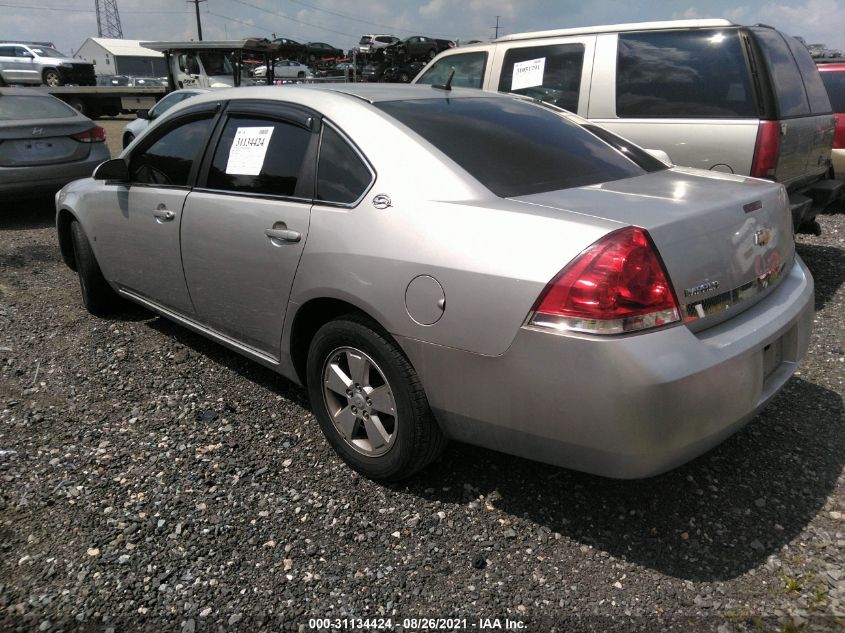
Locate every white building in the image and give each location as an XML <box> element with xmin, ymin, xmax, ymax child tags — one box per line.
<box><xmin>75</xmin><ymin>38</ymin><xmax>166</xmax><ymax>76</ymax></box>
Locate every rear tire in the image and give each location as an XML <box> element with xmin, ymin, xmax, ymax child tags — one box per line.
<box><xmin>43</xmin><ymin>68</ymin><xmax>62</xmax><ymax>87</ymax></box>
<box><xmin>70</xmin><ymin>220</ymin><xmax>118</xmax><ymax>316</ymax></box>
<box><xmin>306</xmin><ymin>315</ymin><xmax>446</xmax><ymax>481</ymax></box>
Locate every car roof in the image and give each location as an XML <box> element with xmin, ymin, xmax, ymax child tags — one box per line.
<box><xmin>185</xmin><ymin>83</ymin><xmax>510</xmax><ymax>106</ymax></box>
<box><xmin>493</xmin><ymin>18</ymin><xmax>735</xmax><ymax>43</ymax></box>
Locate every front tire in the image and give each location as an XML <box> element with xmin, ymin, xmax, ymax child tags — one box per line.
<box><xmin>43</xmin><ymin>69</ymin><xmax>62</xmax><ymax>87</ymax></box>
<box><xmin>306</xmin><ymin>315</ymin><xmax>446</xmax><ymax>481</ymax></box>
<box><xmin>70</xmin><ymin>220</ymin><xmax>118</xmax><ymax>316</ymax></box>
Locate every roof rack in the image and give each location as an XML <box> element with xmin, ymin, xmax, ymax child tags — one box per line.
<box><xmin>493</xmin><ymin>18</ymin><xmax>735</xmax><ymax>43</ymax></box>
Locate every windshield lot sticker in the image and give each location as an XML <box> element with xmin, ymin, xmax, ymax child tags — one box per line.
<box><xmin>512</xmin><ymin>57</ymin><xmax>545</xmax><ymax>90</ymax></box>
<box><xmin>226</xmin><ymin>126</ymin><xmax>275</xmax><ymax>175</ymax></box>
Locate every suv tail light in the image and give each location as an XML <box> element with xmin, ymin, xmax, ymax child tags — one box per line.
<box><xmin>750</xmin><ymin>120</ymin><xmax>780</xmax><ymax>178</ymax></box>
<box><xmin>834</xmin><ymin>115</ymin><xmax>845</xmax><ymax>149</ymax></box>
<box><xmin>71</xmin><ymin>126</ymin><xmax>106</xmax><ymax>143</ymax></box>
<box><xmin>527</xmin><ymin>226</ymin><xmax>680</xmax><ymax>335</ymax></box>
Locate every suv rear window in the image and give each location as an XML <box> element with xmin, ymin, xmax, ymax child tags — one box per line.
<box><xmin>376</xmin><ymin>97</ymin><xmax>654</xmax><ymax>197</ymax></box>
<box><xmin>617</xmin><ymin>29</ymin><xmax>757</xmax><ymax>118</ymax></box>
<box><xmin>751</xmin><ymin>28</ymin><xmax>811</xmax><ymax>117</ymax></box>
<box><xmin>820</xmin><ymin>69</ymin><xmax>845</xmax><ymax>111</ymax></box>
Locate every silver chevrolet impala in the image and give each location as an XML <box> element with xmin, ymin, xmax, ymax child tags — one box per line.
<box><xmin>55</xmin><ymin>84</ymin><xmax>814</xmax><ymax>481</ymax></box>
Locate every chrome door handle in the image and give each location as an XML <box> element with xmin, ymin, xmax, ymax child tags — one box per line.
<box><xmin>153</xmin><ymin>208</ymin><xmax>175</xmax><ymax>222</ymax></box>
<box><xmin>264</xmin><ymin>228</ymin><xmax>301</xmax><ymax>243</ymax></box>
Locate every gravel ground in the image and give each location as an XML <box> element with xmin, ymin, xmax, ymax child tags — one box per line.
<box><xmin>0</xmin><ymin>149</ymin><xmax>843</xmax><ymax>631</ymax></box>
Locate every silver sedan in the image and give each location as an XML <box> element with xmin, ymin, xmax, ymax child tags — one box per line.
<box><xmin>1</xmin><ymin>87</ymin><xmax>110</xmax><ymax>198</ymax></box>
<box><xmin>55</xmin><ymin>85</ymin><xmax>813</xmax><ymax>481</ymax></box>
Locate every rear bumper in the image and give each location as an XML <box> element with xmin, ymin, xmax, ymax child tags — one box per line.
<box><xmin>0</xmin><ymin>146</ymin><xmax>108</xmax><ymax>198</ymax></box>
<box><xmin>789</xmin><ymin>177</ymin><xmax>844</xmax><ymax>228</ymax></box>
<box><xmin>399</xmin><ymin>256</ymin><xmax>814</xmax><ymax>478</ymax></box>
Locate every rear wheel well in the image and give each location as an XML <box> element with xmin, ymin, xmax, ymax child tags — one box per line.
<box><xmin>290</xmin><ymin>298</ymin><xmax>382</xmax><ymax>386</ymax></box>
<box><xmin>56</xmin><ymin>209</ymin><xmax>78</xmax><ymax>271</ymax></box>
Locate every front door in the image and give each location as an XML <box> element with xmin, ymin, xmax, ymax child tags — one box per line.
<box><xmin>113</xmin><ymin>110</ymin><xmax>216</xmax><ymax>314</ymax></box>
<box><xmin>181</xmin><ymin>105</ymin><xmax>318</xmax><ymax>357</ymax></box>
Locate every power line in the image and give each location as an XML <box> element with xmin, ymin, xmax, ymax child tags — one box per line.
<box><xmin>224</xmin><ymin>0</ymin><xmax>367</xmax><ymax>39</ymax></box>
<box><xmin>0</xmin><ymin>2</ymin><xmax>188</xmax><ymax>13</ymax></box>
<box><xmin>279</xmin><ymin>0</ymin><xmax>455</xmax><ymax>38</ymax></box>
<box><xmin>206</xmin><ymin>10</ymin><xmax>273</xmax><ymax>36</ymax></box>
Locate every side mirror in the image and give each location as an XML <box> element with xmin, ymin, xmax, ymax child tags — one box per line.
<box><xmin>136</xmin><ymin>109</ymin><xmax>150</xmax><ymax>120</ymax></box>
<box><xmin>93</xmin><ymin>158</ymin><xmax>129</xmax><ymax>181</ymax></box>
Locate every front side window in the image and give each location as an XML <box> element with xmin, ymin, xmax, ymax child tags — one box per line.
<box><xmin>376</xmin><ymin>97</ymin><xmax>650</xmax><ymax>198</ymax></box>
<box><xmin>617</xmin><ymin>29</ymin><xmax>757</xmax><ymax>118</ymax></box>
<box><xmin>316</xmin><ymin>125</ymin><xmax>373</xmax><ymax>204</ymax></box>
<box><xmin>416</xmin><ymin>51</ymin><xmax>487</xmax><ymax>89</ymax></box>
<box><xmin>129</xmin><ymin>116</ymin><xmax>213</xmax><ymax>187</ymax></box>
<box><xmin>207</xmin><ymin>115</ymin><xmax>312</xmax><ymax>197</ymax></box>
<box><xmin>498</xmin><ymin>43</ymin><xmax>584</xmax><ymax>112</ymax></box>
<box><xmin>150</xmin><ymin>91</ymin><xmax>188</xmax><ymax>118</ymax></box>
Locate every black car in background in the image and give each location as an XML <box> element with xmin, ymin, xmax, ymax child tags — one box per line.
<box><xmin>387</xmin><ymin>36</ymin><xmax>455</xmax><ymax>61</ymax></box>
<box><xmin>272</xmin><ymin>37</ymin><xmax>307</xmax><ymax>59</ymax></box>
<box><xmin>382</xmin><ymin>61</ymin><xmax>425</xmax><ymax>83</ymax></box>
<box><xmin>361</xmin><ymin>62</ymin><xmax>389</xmax><ymax>82</ymax></box>
<box><xmin>304</xmin><ymin>42</ymin><xmax>345</xmax><ymax>62</ymax></box>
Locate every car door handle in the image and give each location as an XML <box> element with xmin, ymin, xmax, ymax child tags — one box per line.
<box><xmin>153</xmin><ymin>208</ymin><xmax>175</xmax><ymax>222</ymax></box>
<box><xmin>264</xmin><ymin>228</ymin><xmax>301</xmax><ymax>243</ymax></box>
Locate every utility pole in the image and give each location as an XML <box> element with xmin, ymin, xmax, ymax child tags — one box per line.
<box><xmin>188</xmin><ymin>0</ymin><xmax>206</xmax><ymax>41</ymax></box>
<box><xmin>492</xmin><ymin>16</ymin><xmax>502</xmax><ymax>39</ymax></box>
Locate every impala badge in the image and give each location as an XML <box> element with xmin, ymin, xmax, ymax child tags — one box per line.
<box><xmin>684</xmin><ymin>280</ymin><xmax>720</xmax><ymax>298</ymax></box>
<box><xmin>372</xmin><ymin>194</ymin><xmax>392</xmax><ymax>210</ymax></box>
<box><xmin>754</xmin><ymin>228</ymin><xmax>772</xmax><ymax>246</ymax></box>
<box><xmin>31</xmin><ymin>127</ymin><xmax>44</xmax><ymax>136</ymax></box>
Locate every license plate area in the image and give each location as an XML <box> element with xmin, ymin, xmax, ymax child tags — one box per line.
<box><xmin>763</xmin><ymin>337</ymin><xmax>784</xmax><ymax>381</ymax></box>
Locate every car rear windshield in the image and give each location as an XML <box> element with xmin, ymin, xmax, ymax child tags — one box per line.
<box><xmin>0</xmin><ymin>95</ymin><xmax>76</xmax><ymax>120</ymax></box>
<box><xmin>820</xmin><ymin>70</ymin><xmax>845</xmax><ymax>111</ymax></box>
<box><xmin>375</xmin><ymin>97</ymin><xmax>655</xmax><ymax>197</ymax></box>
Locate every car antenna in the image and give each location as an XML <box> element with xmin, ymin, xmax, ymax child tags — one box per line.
<box><xmin>432</xmin><ymin>68</ymin><xmax>455</xmax><ymax>91</ymax></box>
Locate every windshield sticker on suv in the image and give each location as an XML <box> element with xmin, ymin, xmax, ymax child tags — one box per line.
<box><xmin>512</xmin><ymin>57</ymin><xmax>545</xmax><ymax>91</ymax></box>
<box><xmin>225</xmin><ymin>126</ymin><xmax>275</xmax><ymax>175</ymax></box>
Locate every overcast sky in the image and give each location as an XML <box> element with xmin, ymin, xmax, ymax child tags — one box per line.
<box><xmin>5</xmin><ymin>0</ymin><xmax>845</xmax><ymax>56</ymax></box>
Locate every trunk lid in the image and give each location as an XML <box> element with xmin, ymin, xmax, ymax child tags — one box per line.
<box><xmin>0</xmin><ymin>119</ymin><xmax>93</xmax><ymax>167</ymax></box>
<box><xmin>512</xmin><ymin>168</ymin><xmax>794</xmax><ymax>331</ymax></box>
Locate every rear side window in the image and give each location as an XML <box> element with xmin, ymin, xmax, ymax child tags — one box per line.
<box><xmin>751</xmin><ymin>28</ymin><xmax>810</xmax><ymax>117</ymax></box>
<box><xmin>0</xmin><ymin>95</ymin><xmax>76</xmax><ymax>120</ymax></box>
<box><xmin>820</xmin><ymin>70</ymin><xmax>845</xmax><ymax>111</ymax></box>
<box><xmin>617</xmin><ymin>29</ymin><xmax>757</xmax><ymax>118</ymax></box>
<box><xmin>130</xmin><ymin>116</ymin><xmax>213</xmax><ymax>187</ymax></box>
<box><xmin>416</xmin><ymin>51</ymin><xmax>487</xmax><ymax>88</ymax></box>
<box><xmin>784</xmin><ymin>35</ymin><xmax>832</xmax><ymax>114</ymax></box>
<box><xmin>207</xmin><ymin>115</ymin><xmax>312</xmax><ymax>197</ymax></box>
<box><xmin>316</xmin><ymin>125</ymin><xmax>372</xmax><ymax>204</ymax></box>
<box><xmin>498</xmin><ymin>44</ymin><xmax>584</xmax><ymax>112</ymax></box>
<box><xmin>376</xmin><ymin>97</ymin><xmax>650</xmax><ymax>198</ymax></box>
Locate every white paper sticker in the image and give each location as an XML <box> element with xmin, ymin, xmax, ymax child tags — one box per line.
<box><xmin>511</xmin><ymin>57</ymin><xmax>546</xmax><ymax>91</ymax></box>
<box><xmin>225</xmin><ymin>126</ymin><xmax>275</xmax><ymax>176</ymax></box>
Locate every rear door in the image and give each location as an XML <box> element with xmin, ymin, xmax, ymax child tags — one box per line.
<box><xmin>180</xmin><ymin>101</ymin><xmax>318</xmax><ymax>357</ymax></box>
<box><xmin>749</xmin><ymin>27</ymin><xmax>834</xmax><ymax>188</ymax></box>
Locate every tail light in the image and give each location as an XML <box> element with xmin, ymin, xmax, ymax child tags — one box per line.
<box><xmin>448</xmin><ymin>41</ymin><xmax>456</xmax><ymax>48</ymax></box>
<box><xmin>71</xmin><ymin>126</ymin><xmax>106</xmax><ymax>143</ymax></box>
<box><xmin>833</xmin><ymin>115</ymin><xmax>845</xmax><ymax>149</ymax></box>
<box><xmin>750</xmin><ymin>120</ymin><xmax>780</xmax><ymax>178</ymax></box>
<box><xmin>527</xmin><ymin>226</ymin><xmax>680</xmax><ymax>335</ymax></box>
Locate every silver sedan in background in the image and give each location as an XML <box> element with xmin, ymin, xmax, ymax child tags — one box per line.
<box><xmin>55</xmin><ymin>85</ymin><xmax>813</xmax><ymax>481</ymax></box>
<box><xmin>1</xmin><ymin>88</ymin><xmax>109</xmax><ymax>198</ymax></box>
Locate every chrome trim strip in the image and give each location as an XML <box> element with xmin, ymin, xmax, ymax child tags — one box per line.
<box><xmin>683</xmin><ymin>259</ymin><xmax>790</xmax><ymax>322</ymax></box>
<box><xmin>117</xmin><ymin>289</ymin><xmax>280</xmax><ymax>366</ymax></box>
